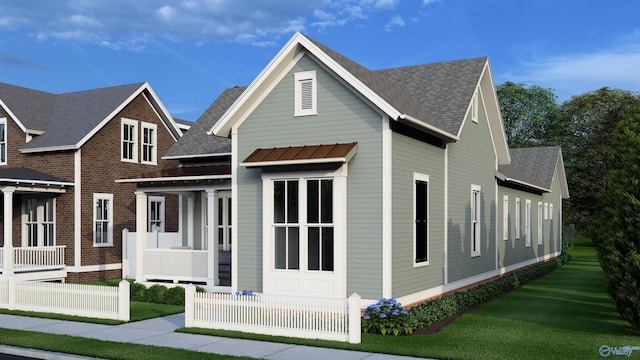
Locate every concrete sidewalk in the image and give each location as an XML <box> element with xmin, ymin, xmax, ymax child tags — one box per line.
<box><xmin>0</xmin><ymin>313</ymin><xmax>429</xmax><ymax>360</ymax></box>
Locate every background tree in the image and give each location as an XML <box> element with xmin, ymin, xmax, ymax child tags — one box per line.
<box><xmin>589</xmin><ymin>108</ymin><xmax>640</xmax><ymax>330</ymax></box>
<box><xmin>496</xmin><ymin>81</ymin><xmax>559</xmax><ymax>148</ymax></box>
<box><xmin>558</xmin><ymin>88</ymin><xmax>640</xmax><ymax>233</ymax></box>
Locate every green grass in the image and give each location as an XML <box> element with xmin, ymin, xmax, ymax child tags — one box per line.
<box><xmin>181</xmin><ymin>246</ymin><xmax>639</xmax><ymax>360</ymax></box>
<box><xmin>0</xmin><ymin>301</ymin><xmax>184</xmax><ymax>324</ymax></box>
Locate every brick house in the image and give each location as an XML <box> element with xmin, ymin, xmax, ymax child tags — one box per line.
<box><xmin>0</xmin><ymin>82</ymin><xmax>183</xmax><ymax>282</ymax></box>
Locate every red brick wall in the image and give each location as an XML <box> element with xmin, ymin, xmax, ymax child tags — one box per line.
<box><xmin>0</xmin><ymin>90</ymin><xmax>179</xmax><ymax>282</ymax></box>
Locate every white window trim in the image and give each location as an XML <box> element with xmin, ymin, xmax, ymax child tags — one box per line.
<box><xmin>413</xmin><ymin>173</ymin><xmax>430</xmax><ymax>267</ymax></box>
<box><xmin>0</xmin><ymin>117</ymin><xmax>6</xmax><ymax>165</ymax></box>
<box><xmin>21</xmin><ymin>197</ymin><xmax>56</xmax><ymax>247</ymax></box>
<box><xmin>148</xmin><ymin>196</ymin><xmax>165</xmax><ymax>232</ymax></box>
<box><xmin>544</xmin><ymin>202</ymin><xmax>549</xmax><ymax>220</ymax></box>
<box><xmin>549</xmin><ymin>203</ymin><xmax>554</xmax><ymax>221</ymax></box>
<box><xmin>121</xmin><ymin>118</ymin><xmax>138</xmax><ymax>163</ymax></box>
<box><xmin>262</xmin><ymin>166</ymin><xmax>347</xmax><ymax>298</ymax></box>
<box><xmin>471</xmin><ymin>184</ymin><xmax>482</xmax><ymax>257</ymax></box>
<box><xmin>503</xmin><ymin>195</ymin><xmax>509</xmax><ymax>241</ymax></box>
<box><xmin>538</xmin><ymin>201</ymin><xmax>544</xmax><ymax>245</ymax></box>
<box><xmin>141</xmin><ymin>122</ymin><xmax>158</xmax><ymax>165</ymax></box>
<box><xmin>525</xmin><ymin>199</ymin><xmax>532</xmax><ymax>247</ymax></box>
<box><xmin>93</xmin><ymin>193</ymin><xmax>114</xmax><ymax>247</ymax></box>
<box><xmin>294</xmin><ymin>70</ymin><xmax>317</xmax><ymax>117</ymax></box>
<box><xmin>515</xmin><ymin>197</ymin><xmax>521</xmax><ymax>239</ymax></box>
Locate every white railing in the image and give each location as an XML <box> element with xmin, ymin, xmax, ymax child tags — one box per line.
<box><xmin>143</xmin><ymin>249</ymin><xmax>208</xmax><ymax>282</ymax></box>
<box><xmin>0</xmin><ymin>248</ymin><xmax>3</xmax><ymax>268</ymax></box>
<box><xmin>185</xmin><ymin>287</ymin><xmax>362</xmax><ymax>344</ymax></box>
<box><xmin>0</xmin><ymin>278</ymin><xmax>130</xmax><ymax>321</ymax></box>
<box><xmin>12</xmin><ymin>246</ymin><xmax>66</xmax><ymax>271</ymax></box>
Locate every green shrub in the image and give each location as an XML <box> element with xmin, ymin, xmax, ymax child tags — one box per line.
<box><xmin>130</xmin><ymin>282</ymin><xmax>147</xmax><ymax>302</ymax></box>
<box><xmin>145</xmin><ymin>284</ymin><xmax>168</xmax><ymax>304</ymax></box>
<box><xmin>409</xmin><ymin>252</ymin><xmax>570</xmax><ymax>330</ymax></box>
<box><xmin>362</xmin><ymin>298</ymin><xmax>412</xmax><ymax>336</ymax></box>
<box><xmin>166</xmin><ymin>286</ymin><xmax>185</xmax><ymax>306</ymax></box>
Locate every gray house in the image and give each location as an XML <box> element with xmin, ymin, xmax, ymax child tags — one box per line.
<box><xmin>124</xmin><ymin>32</ymin><xmax>568</xmax><ymax>306</ymax></box>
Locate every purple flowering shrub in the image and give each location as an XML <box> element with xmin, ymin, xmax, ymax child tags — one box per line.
<box><xmin>362</xmin><ymin>298</ymin><xmax>413</xmax><ymax>336</ymax></box>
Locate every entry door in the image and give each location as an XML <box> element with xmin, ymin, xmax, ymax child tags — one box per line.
<box><xmin>23</xmin><ymin>197</ymin><xmax>55</xmax><ymax>247</ymax></box>
<box><xmin>217</xmin><ymin>191</ymin><xmax>232</xmax><ymax>251</ymax></box>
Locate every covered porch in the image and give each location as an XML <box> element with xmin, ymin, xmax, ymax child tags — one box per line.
<box><xmin>0</xmin><ymin>168</ymin><xmax>72</xmax><ymax>281</ymax></box>
<box><xmin>117</xmin><ymin>165</ymin><xmax>232</xmax><ymax>291</ymax></box>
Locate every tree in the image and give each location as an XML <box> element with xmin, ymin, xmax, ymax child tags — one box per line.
<box><xmin>496</xmin><ymin>81</ymin><xmax>559</xmax><ymax>148</ymax></box>
<box><xmin>559</xmin><ymin>88</ymin><xmax>640</xmax><ymax>233</ymax></box>
<box><xmin>590</xmin><ymin>109</ymin><xmax>640</xmax><ymax>330</ymax></box>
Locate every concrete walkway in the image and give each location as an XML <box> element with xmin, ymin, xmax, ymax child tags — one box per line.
<box><xmin>0</xmin><ymin>313</ymin><xmax>429</xmax><ymax>360</ymax></box>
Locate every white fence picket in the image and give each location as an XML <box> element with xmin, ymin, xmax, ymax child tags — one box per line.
<box><xmin>184</xmin><ymin>287</ymin><xmax>361</xmax><ymax>343</ymax></box>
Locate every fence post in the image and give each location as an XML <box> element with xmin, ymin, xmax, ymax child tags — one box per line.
<box><xmin>118</xmin><ymin>280</ymin><xmax>130</xmax><ymax>322</ymax></box>
<box><xmin>185</xmin><ymin>284</ymin><xmax>195</xmax><ymax>328</ymax></box>
<box><xmin>348</xmin><ymin>293</ymin><xmax>361</xmax><ymax>344</ymax></box>
<box><xmin>8</xmin><ymin>277</ymin><xmax>16</xmax><ymax>311</ymax></box>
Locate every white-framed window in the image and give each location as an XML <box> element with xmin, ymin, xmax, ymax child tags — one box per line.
<box><xmin>294</xmin><ymin>70</ymin><xmax>317</xmax><ymax>116</ymax></box>
<box><xmin>0</xmin><ymin>117</ymin><xmax>6</xmax><ymax>165</ymax></box>
<box><xmin>414</xmin><ymin>173</ymin><xmax>429</xmax><ymax>265</ymax></box>
<box><xmin>94</xmin><ymin>193</ymin><xmax>113</xmax><ymax>246</ymax></box>
<box><xmin>538</xmin><ymin>201</ymin><xmax>544</xmax><ymax>245</ymax></box>
<box><xmin>217</xmin><ymin>191</ymin><xmax>232</xmax><ymax>251</ymax></box>
<box><xmin>525</xmin><ymin>199</ymin><xmax>531</xmax><ymax>247</ymax></box>
<box><xmin>148</xmin><ymin>196</ymin><xmax>165</xmax><ymax>232</ymax></box>
<box><xmin>121</xmin><ymin>118</ymin><xmax>138</xmax><ymax>162</ymax></box>
<box><xmin>272</xmin><ymin>177</ymin><xmax>334</xmax><ymax>271</ymax></box>
<box><xmin>515</xmin><ymin>197</ymin><xmax>521</xmax><ymax>239</ymax></box>
<box><xmin>471</xmin><ymin>89</ymin><xmax>479</xmax><ymax>123</ymax></box>
<box><xmin>503</xmin><ymin>195</ymin><xmax>509</xmax><ymax>241</ymax></box>
<box><xmin>544</xmin><ymin>202</ymin><xmax>549</xmax><ymax>220</ymax></box>
<box><xmin>141</xmin><ymin>122</ymin><xmax>157</xmax><ymax>165</ymax></box>
<box><xmin>471</xmin><ymin>185</ymin><xmax>481</xmax><ymax>257</ymax></box>
<box><xmin>549</xmin><ymin>203</ymin><xmax>554</xmax><ymax>221</ymax></box>
<box><xmin>22</xmin><ymin>197</ymin><xmax>55</xmax><ymax>247</ymax></box>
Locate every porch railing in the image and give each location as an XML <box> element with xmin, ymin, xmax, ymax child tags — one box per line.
<box><xmin>143</xmin><ymin>248</ymin><xmax>208</xmax><ymax>282</ymax></box>
<box><xmin>11</xmin><ymin>246</ymin><xmax>66</xmax><ymax>271</ymax></box>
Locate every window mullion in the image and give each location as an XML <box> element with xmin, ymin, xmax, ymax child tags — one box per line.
<box><xmin>299</xmin><ymin>179</ymin><xmax>308</xmax><ymax>272</ymax></box>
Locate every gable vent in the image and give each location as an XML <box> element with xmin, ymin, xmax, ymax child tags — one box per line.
<box><xmin>300</xmin><ymin>79</ymin><xmax>313</xmax><ymax>110</ymax></box>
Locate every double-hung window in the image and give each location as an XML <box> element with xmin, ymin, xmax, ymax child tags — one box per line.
<box><xmin>273</xmin><ymin>177</ymin><xmax>334</xmax><ymax>272</ymax></box>
<box><xmin>471</xmin><ymin>185</ymin><xmax>482</xmax><ymax>257</ymax></box>
<box><xmin>148</xmin><ymin>196</ymin><xmax>164</xmax><ymax>232</ymax></box>
<box><xmin>141</xmin><ymin>122</ymin><xmax>157</xmax><ymax>164</ymax></box>
<box><xmin>414</xmin><ymin>174</ymin><xmax>429</xmax><ymax>264</ymax></box>
<box><xmin>503</xmin><ymin>195</ymin><xmax>509</xmax><ymax>240</ymax></box>
<box><xmin>538</xmin><ymin>201</ymin><xmax>544</xmax><ymax>245</ymax></box>
<box><xmin>525</xmin><ymin>199</ymin><xmax>532</xmax><ymax>247</ymax></box>
<box><xmin>94</xmin><ymin>193</ymin><xmax>113</xmax><ymax>246</ymax></box>
<box><xmin>23</xmin><ymin>197</ymin><xmax>55</xmax><ymax>247</ymax></box>
<box><xmin>121</xmin><ymin>119</ymin><xmax>138</xmax><ymax>162</ymax></box>
<box><xmin>294</xmin><ymin>71</ymin><xmax>317</xmax><ymax>116</ymax></box>
<box><xmin>0</xmin><ymin>117</ymin><xmax>6</xmax><ymax>165</ymax></box>
<box><xmin>515</xmin><ymin>197</ymin><xmax>521</xmax><ymax>239</ymax></box>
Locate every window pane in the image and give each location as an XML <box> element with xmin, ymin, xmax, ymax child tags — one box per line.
<box><xmin>275</xmin><ymin>227</ymin><xmax>286</xmax><ymax>269</ymax></box>
<box><xmin>322</xmin><ymin>227</ymin><xmax>334</xmax><ymax>271</ymax></box>
<box><xmin>415</xmin><ymin>181</ymin><xmax>428</xmax><ymax>262</ymax></box>
<box><xmin>218</xmin><ymin>198</ymin><xmax>224</xmax><ymax>226</ymax></box>
<box><xmin>287</xmin><ymin>181</ymin><xmax>298</xmax><ymax>223</ymax></box>
<box><xmin>308</xmin><ymin>227</ymin><xmax>320</xmax><ymax>271</ymax></box>
<box><xmin>307</xmin><ymin>180</ymin><xmax>319</xmax><ymax>223</ymax></box>
<box><xmin>321</xmin><ymin>180</ymin><xmax>333</xmax><ymax>223</ymax></box>
<box><xmin>228</xmin><ymin>198</ymin><xmax>232</xmax><ymax>225</ymax></box>
<box><xmin>288</xmin><ymin>227</ymin><xmax>299</xmax><ymax>270</ymax></box>
<box><xmin>274</xmin><ymin>181</ymin><xmax>285</xmax><ymax>223</ymax></box>
<box><xmin>218</xmin><ymin>228</ymin><xmax>224</xmax><ymax>246</ymax></box>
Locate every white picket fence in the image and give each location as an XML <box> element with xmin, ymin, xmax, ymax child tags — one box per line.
<box><xmin>185</xmin><ymin>287</ymin><xmax>361</xmax><ymax>343</ymax></box>
<box><xmin>0</xmin><ymin>278</ymin><xmax>130</xmax><ymax>321</ymax></box>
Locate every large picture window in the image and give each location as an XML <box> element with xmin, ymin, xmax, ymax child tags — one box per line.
<box><xmin>273</xmin><ymin>178</ymin><xmax>334</xmax><ymax>272</ymax></box>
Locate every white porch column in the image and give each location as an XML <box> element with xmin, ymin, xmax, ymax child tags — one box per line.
<box><xmin>135</xmin><ymin>191</ymin><xmax>148</xmax><ymax>282</ymax></box>
<box><xmin>186</xmin><ymin>194</ymin><xmax>194</xmax><ymax>249</ymax></box>
<box><xmin>2</xmin><ymin>187</ymin><xmax>15</xmax><ymax>276</ymax></box>
<box><xmin>206</xmin><ymin>190</ymin><xmax>218</xmax><ymax>286</ymax></box>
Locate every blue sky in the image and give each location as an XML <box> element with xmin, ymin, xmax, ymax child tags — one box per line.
<box><xmin>1</xmin><ymin>0</ymin><xmax>639</xmax><ymax>121</ymax></box>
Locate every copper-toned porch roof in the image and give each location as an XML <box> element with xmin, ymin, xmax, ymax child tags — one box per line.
<box><xmin>241</xmin><ymin>142</ymin><xmax>358</xmax><ymax>167</ymax></box>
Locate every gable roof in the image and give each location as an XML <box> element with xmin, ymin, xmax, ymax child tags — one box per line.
<box><xmin>0</xmin><ymin>82</ymin><xmax>182</xmax><ymax>153</ymax></box>
<box><xmin>208</xmin><ymin>32</ymin><xmax>510</xmax><ymax>163</ymax></box>
<box><xmin>163</xmin><ymin>87</ymin><xmax>244</xmax><ymax>159</ymax></box>
<box><xmin>498</xmin><ymin>146</ymin><xmax>570</xmax><ymax>198</ymax></box>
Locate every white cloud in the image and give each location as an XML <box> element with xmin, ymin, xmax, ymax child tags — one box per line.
<box><xmin>384</xmin><ymin>15</ymin><xmax>405</xmax><ymax>32</ymax></box>
<box><xmin>502</xmin><ymin>43</ymin><xmax>640</xmax><ymax>101</ymax></box>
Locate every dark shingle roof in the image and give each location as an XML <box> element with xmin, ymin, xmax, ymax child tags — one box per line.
<box><xmin>0</xmin><ymin>82</ymin><xmax>146</xmax><ymax>151</ymax></box>
<box><xmin>504</xmin><ymin>146</ymin><xmax>562</xmax><ymax>190</ymax></box>
<box><xmin>164</xmin><ymin>87</ymin><xmax>245</xmax><ymax>158</ymax></box>
<box><xmin>0</xmin><ymin>167</ymin><xmax>72</xmax><ymax>186</ymax></box>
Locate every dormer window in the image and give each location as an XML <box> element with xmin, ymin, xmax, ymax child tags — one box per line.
<box><xmin>294</xmin><ymin>70</ymin><xmax>317</xmax><ymax>116</ymax></box>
